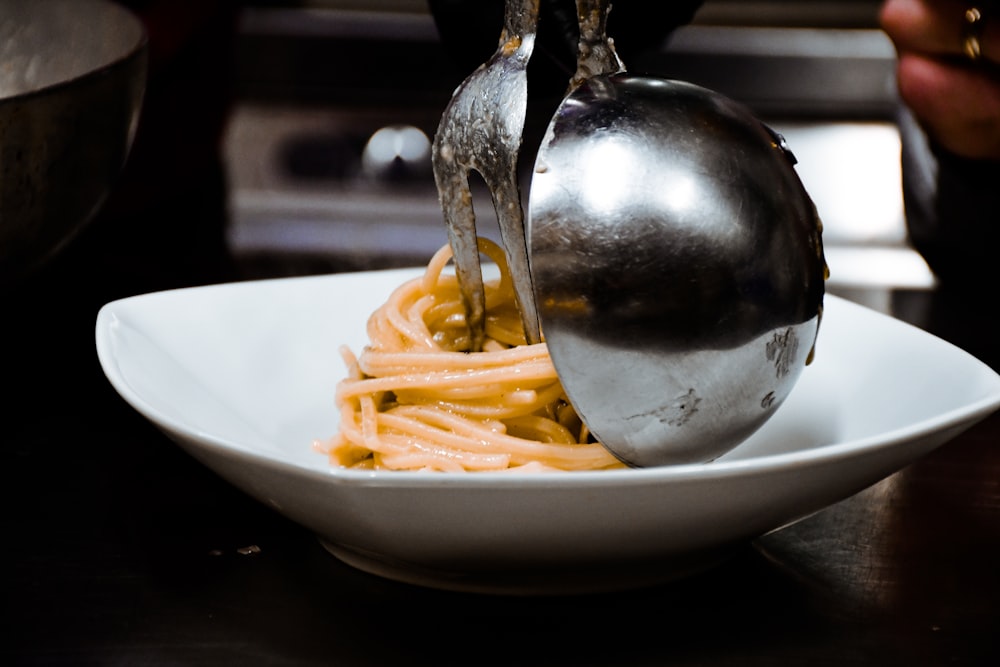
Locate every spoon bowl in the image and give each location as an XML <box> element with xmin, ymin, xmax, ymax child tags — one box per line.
<box><xmin>528</xmin><ymin>76</ymin><xmax>826</xmax><ymax>467</ymax></box>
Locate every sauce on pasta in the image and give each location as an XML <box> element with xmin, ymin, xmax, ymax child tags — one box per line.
<box><xmin>315</xmin><ymin>239</ymin><xmax>624</xmax><ymax>472</ymax></box>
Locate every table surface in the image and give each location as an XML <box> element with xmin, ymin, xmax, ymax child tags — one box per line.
<box><xmin>5</xmin><ymin>242</ymin><xmax>999</xmax><ymax>666</ymax></box>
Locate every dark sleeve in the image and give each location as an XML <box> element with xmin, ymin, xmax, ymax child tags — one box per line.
<box><xmin>898</xmin><ymin>106</ymin><xmax>1000</xmax><ymax>294</ymax></box>
<box><xmin>428</xmin><ymin>0</ymin><xmax>704</xmax><ymax>91</ymax></box>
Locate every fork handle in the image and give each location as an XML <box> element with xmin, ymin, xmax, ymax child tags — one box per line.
<box><xmin>501</xmin><ymin>0</ymin><xmax>541</xmax><ymax>44</ymax></box>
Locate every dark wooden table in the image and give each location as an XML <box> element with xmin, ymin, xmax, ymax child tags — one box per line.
<box><xmin>4</xmin><ymin>242</ymin><xmax>998</xmax><ymax>665</ymax></box>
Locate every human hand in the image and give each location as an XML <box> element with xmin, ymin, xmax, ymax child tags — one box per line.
<box><xmin>880</xmin><ymin>0</ymin><xmax>1000</xmax><ymax>160</ymax></box>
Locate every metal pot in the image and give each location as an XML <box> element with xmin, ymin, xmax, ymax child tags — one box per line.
<box><xmin>1</xmin><ymin>0</ymin><xmax>147</xmax><ymax>286</ymax></box>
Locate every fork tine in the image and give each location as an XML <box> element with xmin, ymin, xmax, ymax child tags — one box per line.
<box><xmin>434</xmin><ymin>162</ymin><xmax>487</xmax><ymax>351</ymax></box>
<box><xmin>483</xmin><ymin>168</ymin><xmax>540</xmax><ymax>345</ymax></box>
<box><xmin>431</xmin><ymin>0</ymin><xmax>541</xmax><ymax>351</ymax></box>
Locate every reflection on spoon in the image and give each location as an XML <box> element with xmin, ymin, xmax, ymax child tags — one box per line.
<box><xmin>528</xmin><ymin>0</ymin><xmax>826</xmax><ymax>467</ymax></box>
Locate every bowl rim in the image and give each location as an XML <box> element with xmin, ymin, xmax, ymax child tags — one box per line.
<box><xmin>0</xmin><ymin>0</ymin><xmax>148</xmax><ymax>105</ymax></box>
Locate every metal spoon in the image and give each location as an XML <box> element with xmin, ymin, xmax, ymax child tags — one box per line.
<box><xmin>528</xmin><ymin>0</ymin><xmax>826</xmax><ymax>467</ymax></box>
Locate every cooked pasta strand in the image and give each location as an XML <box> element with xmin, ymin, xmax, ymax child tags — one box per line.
<box><xmin>316</xmin><ymin>240</ymin><xmax>625</xmax><ymax>472</ymax></box>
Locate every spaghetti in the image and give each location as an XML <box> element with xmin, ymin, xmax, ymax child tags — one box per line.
<box><xmin>315</xmin><ymin>239</ymin><xmax>624</xmax><ymax>472</ymax></box>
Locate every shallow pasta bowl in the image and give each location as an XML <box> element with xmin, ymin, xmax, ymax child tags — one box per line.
<box><xmin>95</xmin><ymin>269</ymin><xmax>1000</xmax><ymax>595</ymax></box>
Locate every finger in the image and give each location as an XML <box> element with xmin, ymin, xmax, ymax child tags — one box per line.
<box><xmin>896</xmin><ymin>51</ymin><xmax>1000</xmax><ymax>158</ymax></box>
<box><xmin>880</xmin><ymin>0</ymin><xmax>1000</xmax><ymax>63</ymax></box>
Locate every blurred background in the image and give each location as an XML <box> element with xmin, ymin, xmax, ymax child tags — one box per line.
<box><xmin>8</xmin><ymin>0</ymin><xmax>929</xmax><ymax>316</ymax></box>
<box><xmin>224</xmin><ymin>0</ymin><xmax>931</xmax><ymax>314</ymax></box>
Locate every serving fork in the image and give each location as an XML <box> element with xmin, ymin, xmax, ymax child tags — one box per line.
<box><xmin>430</xmin><ymin>0</ymin><xmax>542</xmax><ymax>351</ymax></box>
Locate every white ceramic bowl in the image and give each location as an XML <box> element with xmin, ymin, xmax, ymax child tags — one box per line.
<box><xmin>96</xmin><ymin>269</ymin><xmax>1000</xmax><ymax>594</ymax></box>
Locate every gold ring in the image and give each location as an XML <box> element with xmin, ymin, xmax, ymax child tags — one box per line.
<box><xmin>963</xmin><ymin>6</ymin><xmax>985</xmax><ymax>61</ymax></box>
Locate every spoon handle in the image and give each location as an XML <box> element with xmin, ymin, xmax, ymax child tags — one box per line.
<box><xmin>570</xmin><ymin>0</ymin><xmax>626</xmax><ymax>88</ymax></box>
